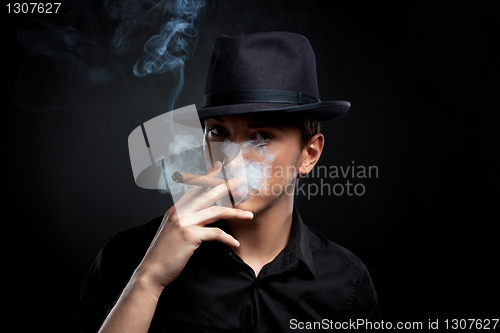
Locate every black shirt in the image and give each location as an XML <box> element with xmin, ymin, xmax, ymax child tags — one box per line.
<box><xmin>75</xmin><ymin>207</ymin><xmax>381</xmax><ymax>332</ymax></box>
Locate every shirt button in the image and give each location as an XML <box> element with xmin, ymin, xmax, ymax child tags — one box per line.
<box><xmin>254</xmin><ymin>281</ymin><xmax>259</xmax><ymax>288</ymax></box>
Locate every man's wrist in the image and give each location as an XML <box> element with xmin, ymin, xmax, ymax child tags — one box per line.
<box><xmin>98</xmin><ymin>268</ymin><xmax>162</xmax><ymax>333</ymax></box>
<box><xmin>128</xmin><ymin>266</ymin><xmax>165</xmax><ymax>301</ymax></box>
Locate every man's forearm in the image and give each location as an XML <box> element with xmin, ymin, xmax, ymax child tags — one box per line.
<box><xmin>98</xmin><ymin>270</ymin><xmax>163</xmax><ymax>333</ymax></box>
<box><xmin>96</xmin><ymin>173</ymin><xmax>246</xmax><ymax>333</ymax></box>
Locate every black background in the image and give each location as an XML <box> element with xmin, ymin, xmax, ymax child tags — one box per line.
<box><xmin>2</xmin><ymin>0</ymin><xmax>498</xmax><ymax>331</ymax></box>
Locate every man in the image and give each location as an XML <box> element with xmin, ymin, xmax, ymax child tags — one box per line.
<box><xmin>75</xmin><ymin>31</ymin><xmax>381</xmax><ymax>332</ymax></box>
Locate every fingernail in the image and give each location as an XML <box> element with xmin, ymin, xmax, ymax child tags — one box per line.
<box><xmin>245</xmin><ymin>211</ymin><xmax>253</xmax><ymax>217</ymax></box>
<box><xmin>234</xmin><ymin>239</ymin><xmax>240</xmax><ymax>246</ymax></box>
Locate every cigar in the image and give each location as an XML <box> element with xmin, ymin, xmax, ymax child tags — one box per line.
<box><xmin>172</xmin><ymin>171</ymin><xmax>226</xmax><ymax>187</ymax></box>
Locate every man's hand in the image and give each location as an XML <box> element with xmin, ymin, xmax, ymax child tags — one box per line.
<box><xmin>98</xmin><ymin>161</ymin><xmax>253</xmax><ymax>333</ymax></box>
<box><xmin>134</xmin><ymin>160</ymin><xmax>253</xmax><ymax>294</ymax></box>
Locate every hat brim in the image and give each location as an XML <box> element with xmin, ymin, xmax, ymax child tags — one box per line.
<box><xmin>197</xmin><ymin>100</ymin><xmax>350</xmax><ymax>121</ymax></box>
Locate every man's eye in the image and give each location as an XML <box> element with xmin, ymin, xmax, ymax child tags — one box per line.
<box><xmin>253</xmin><ymin>132</ymin><xmax>272</xmax><ymax>142</ymax></box>
<box><xmin>208</xmin><ymin>126</ymin><xmax>226</xmax><ymax>136</ymax></box>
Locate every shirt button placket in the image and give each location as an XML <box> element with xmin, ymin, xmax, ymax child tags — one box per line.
<box><xmin>252</xmin><ymin>279</ymin><xmax>261</xmax><ymax>333</ymax></box>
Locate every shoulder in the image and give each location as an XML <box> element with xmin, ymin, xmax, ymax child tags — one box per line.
<box><xmin>107</xmin><ymin>215</ymin><xmax>163</xmax><ymax>247</ymax></box>
<box><xmin>103</xmin><ymin>215</ymin><xmax>163</xmax><ymax>256</ymax></box>
<box><xmin>75</xmin><ymin>215</ymin><xmax>164</xmax><ymax>331</ymax></box>
<box><xmin>305</xmin><ymin>224</ymin><xmax>374</xmax><ymax>282</ymax></box>
<box><xmin>304</xmin><ymin>225</ymin><xmax>381</xmax><ymax>319</ymax></box>
<box><xmin>96</xmin><ymin>215</ymin><xmax>163</xmax><ymax>289</ymax></box>
<box><xmin>305</xmin><ymin>224</ymin><xmax>364</xmax><ymax>267</ymax></box>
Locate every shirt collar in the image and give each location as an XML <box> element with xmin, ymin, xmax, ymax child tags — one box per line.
<box><xmin>214</xmin><ymin>206</ymin><xmax>316</xmax><ymax>279</ymax></box>
<box><xmin>280</xmin><ymin>206</ymin><xmax>316</xmax><ymax>278</ymax></box>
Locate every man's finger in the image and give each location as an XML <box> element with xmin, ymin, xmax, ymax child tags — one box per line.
<box><xmin>195</xmin><ymin>227</ymin><xmax>240</xmax><ymax>248</ymax></box>
<box><xmin>174</xmin><ymin>161</ymin><xmax>223</xmax><ymax>208</ymax></box>
<box><xmin>178</xmin><ymin>206</ymin><xmax>253</xmax><ymax>227</ymax></box>
<box><xmin>182</xmin><ymin>176</ymin><xmax>246</xmax><ymax>212</ymax></box>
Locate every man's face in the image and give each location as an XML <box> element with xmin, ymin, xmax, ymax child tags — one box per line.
<box><xmin>203</xmin><ymin>114</ymin><xmax>304</xmax><ymax>215</ymax></box>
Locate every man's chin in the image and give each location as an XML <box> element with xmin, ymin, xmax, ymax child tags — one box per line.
<box><xmin>233</xmin><ymin>191</ymin><xmax>282</xmax><ymax>217</ymax></box>
<box><xmin>233</xmin><ymin>192</ymin><xmax>260</xmax><ymax>213</ymax></box>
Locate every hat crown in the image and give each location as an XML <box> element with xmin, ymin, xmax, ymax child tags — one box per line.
<box><xmin>205</xmin><ymin>31</ymin><xmax>319</xmax><ymax>98</ymax></box>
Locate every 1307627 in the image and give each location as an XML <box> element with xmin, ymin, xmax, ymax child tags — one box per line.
<box><xmin>444</xmin><ymin>319</ymin><xmax>499</xmax><ymax>330</ymax></box>
<box><xmin>7</xmin><ymin>3</ymin><xmax>61</xmax><ymax>14</ymax></box>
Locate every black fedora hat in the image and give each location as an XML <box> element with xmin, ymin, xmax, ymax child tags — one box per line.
<box><xmin>197</xmin><ymin>31</ymin><xmax>350</xmax><ymax>121</ymax></box>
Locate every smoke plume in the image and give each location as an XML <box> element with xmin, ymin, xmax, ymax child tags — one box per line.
<box><xmin>15</xmin><ymin>0</ymin><xmax>206</xmax><ymax>112</ymax></box>
<box><xmin>220</xmin><ymin>139</ymin><xmax>276</xmax><ymax>196</ymax></box>
<box><xmin>132</xmin><ymin>0</ymin><xmax>206</xmax><ymax>110</ymax></box>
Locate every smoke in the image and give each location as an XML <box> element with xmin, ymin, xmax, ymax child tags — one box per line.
<box><xmin>152</xmin><ymin>133</ymin><xmax>278</xmax><ymax>202</ymax></box>
<box><xmin>155</xmin><ymin>132</ymin><xmax>206</xmax><ymax>196</ymax></box>
<box><xmin>220</xmin><ymin>139</ymin><xmax>276</xmax><ymax>196</ymax></box>
<box><xmin>15</xmin><ymin>0</ymin><xmax>115</xmax><ymax>91</ymax></box>
<box><xmin>15</xmin><ymin>0</ymin><xmax>206</xmax><ymax>112</ymax></box>
<box><xmin>132</xmin><ymin>0</ymin><xmax>206</xmax><ymax>110</ymax></box>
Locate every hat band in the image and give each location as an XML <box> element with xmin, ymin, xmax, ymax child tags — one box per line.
<box><xmin>203</xmin><ymin>90</ymin><xmax>321</xmax><ymax>108</ymax></box>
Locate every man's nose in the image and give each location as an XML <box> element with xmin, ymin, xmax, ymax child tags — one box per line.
<box><xmin>226</xmin><ymin>132</ymin><xmax>247</xmax><ymax>145</ymax></box>
<box><xmin>223</xmin><ymin>141</ymin><xmax>243</xmax><ymax>165</ymax></box>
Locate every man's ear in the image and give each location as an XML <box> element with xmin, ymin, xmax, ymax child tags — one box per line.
<box><xmin>297</xmin><ymin>133</ymin><xmax>324</xmax><ymax>176</ymax></box>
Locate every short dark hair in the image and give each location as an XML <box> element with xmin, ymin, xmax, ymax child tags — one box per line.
<box><xmin>277</xmin><ymin>114</ymin><xmax>320</xmax><ymax>150</ymax></box>
<box><xmin>297</xmin><ymin>116</ymin><xmax>321</xmax><ymax>149</ymax></box>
